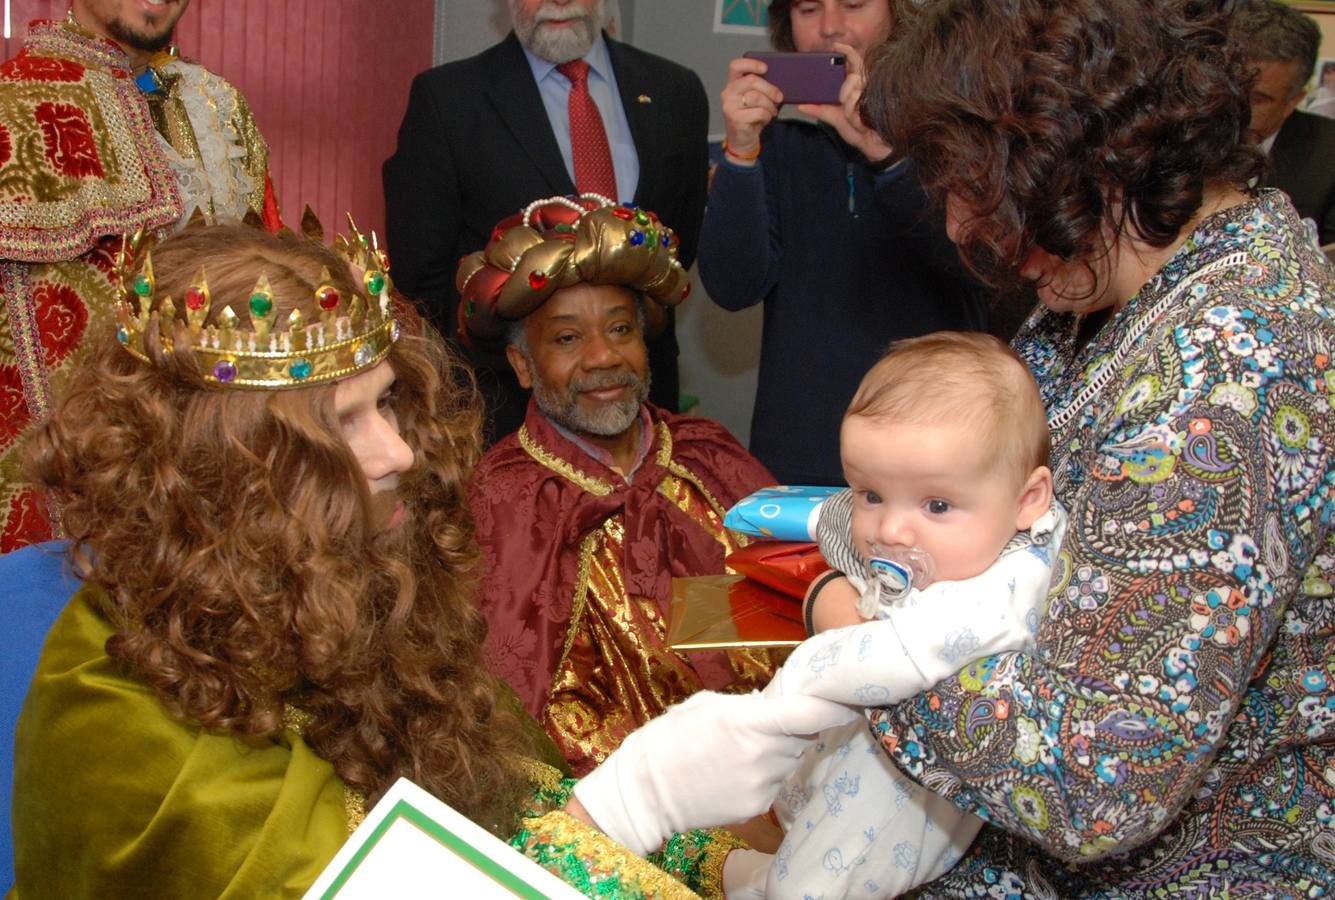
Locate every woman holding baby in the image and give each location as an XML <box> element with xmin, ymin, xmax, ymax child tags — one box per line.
<box><xmin>830</xmin><ymin>0</ymin><xmax>1335</xmax><ymax>893</ymax></box>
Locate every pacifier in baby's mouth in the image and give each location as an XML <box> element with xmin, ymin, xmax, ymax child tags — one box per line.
<box><xmin>855</xmin><ymin>545</ymin><xmax>936</xmax><ymax>619</ymax></box>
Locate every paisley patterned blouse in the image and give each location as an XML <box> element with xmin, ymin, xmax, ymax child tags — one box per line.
<box><xmin>869</xmin><ymin>191</ymin><xmax>1335</xmax><ymax>897</ymax></box>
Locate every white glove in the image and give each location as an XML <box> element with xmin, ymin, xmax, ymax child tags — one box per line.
<box><xmin>572</xmin><ymin>690</ymin><xmax>858</xmax><ymax>856</ymax></box>
<box><xmin>722</xmin><ymin>848</ymin><xmax>772</xmax><ymax>899</ymax></box>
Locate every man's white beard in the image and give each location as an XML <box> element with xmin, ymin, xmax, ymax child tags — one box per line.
<box><xmin>512</xmin><ymin>1</ymin><xmax>607</xmax><ymax>63</ymax></box>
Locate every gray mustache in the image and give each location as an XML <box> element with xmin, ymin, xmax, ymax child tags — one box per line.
<box><xmin>570</xmin><ymin>371</ymin><xmax>639</xmax><ymax>392</ymax></box>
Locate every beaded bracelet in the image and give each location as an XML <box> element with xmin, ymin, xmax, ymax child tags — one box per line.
<box><xmin>721</xmin><ymin>138</ymin><xmax>762</xmax><ymax>161</ymax></box>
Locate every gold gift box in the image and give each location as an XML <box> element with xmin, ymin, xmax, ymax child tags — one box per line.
<box><xmin>667</xmin><ymin>574</ymin><xmax>807</xmax><ymax>651</ymax></box>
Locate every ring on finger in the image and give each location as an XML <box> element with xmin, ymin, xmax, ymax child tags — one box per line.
<box><xmin>742</xmin><ymin>91</ymin><xmax>751</xmax><ymax>108</ymax></box>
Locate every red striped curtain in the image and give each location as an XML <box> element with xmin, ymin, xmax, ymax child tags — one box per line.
<box><xmin>4</xmin><ymin>1</ymin><xmax>435</xmax><ymax>236</ymax></box>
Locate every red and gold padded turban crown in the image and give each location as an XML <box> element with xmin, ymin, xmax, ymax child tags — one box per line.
<box><xmin>455</xmin><ymin>194</ymin><xmax>691</xmax><ymax>345</ymax></box>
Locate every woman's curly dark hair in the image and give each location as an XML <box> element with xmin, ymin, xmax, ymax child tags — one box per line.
<box><xmin>26</xmin><ymin>225</ymin><xmax>533</xmax><ymax>833</ymax></box>
<box><xmin>862</xmin><ymin>0</ymin><xmax>1265</xmax><ymax>293</ymax></box>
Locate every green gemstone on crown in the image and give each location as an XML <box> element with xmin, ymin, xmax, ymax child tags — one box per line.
<box><xmin>366</xmin><ymin>271</ymin><xmax>386</xmax><ymax>295</ymax></box>
<box><xmin>249</xmin><ymin>293</ymin><xmax>273</xmax><ymax>318</ymax></box>
<box><xmin>133</xmin><ymin>274</ymin><xmax>152</xmax><ymax>297</ymax></box>
<box><xmin>289</xmin><ymin>358</ymin><xmax>312</xmax><ymax>380</ymax></box>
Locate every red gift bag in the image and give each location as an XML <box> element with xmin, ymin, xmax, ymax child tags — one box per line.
<box><xmin>725</xmin><ymin>541</ymin><xmax>830</xmax><ymax>600</ymax></box>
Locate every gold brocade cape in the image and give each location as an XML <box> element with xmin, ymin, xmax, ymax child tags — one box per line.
<box><xmin>0</xmin><ymin>20</ymin><xmax>270</xmax><ymax>552</ymax></box>
<box><xmin>470</xmin><ymin>401</ymin><xmax>781</xmax><ymax>775</ymax></box>
<box><xmin>10</xmin><ymin>586</ymin><xmax>737</xmax><ymax>899</ymax></box>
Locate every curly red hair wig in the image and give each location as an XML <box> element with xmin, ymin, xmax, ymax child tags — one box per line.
<box><xmin>27</xmin><ymin>225</ymin><xmax>532</xmax><ymax>831</ymax></box>
<box><xmin>862</xmin><ymin>0</ymin><xmax>1264</xmax><ymax>294</ymax></box>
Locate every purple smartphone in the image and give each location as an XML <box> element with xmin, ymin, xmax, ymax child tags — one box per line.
<box><xmin>743</xmin><ymin>51</ymin><xmax>847</xmax><ymax>105</ymax></box>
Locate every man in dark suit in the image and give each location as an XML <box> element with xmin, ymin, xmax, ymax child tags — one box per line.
<box><xmin>383</xmin><ymin>0</ymin><xmax>709</xmax><ymax>441</ymax></box>
<box><xmin>1269</xmin><ymin>111</ymin><xmax>1335</xmax><ymax>247</ymax></box>
<box><xmin>1232</xmin><ymin>0</ymin><xmax>1335</xmax><ymax>246</ymax></box>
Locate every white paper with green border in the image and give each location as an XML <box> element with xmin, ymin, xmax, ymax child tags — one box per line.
<box><xmin>304</xmin><ymin>777</ymin><xmax>585</xmax><ymax>898</ymax></box>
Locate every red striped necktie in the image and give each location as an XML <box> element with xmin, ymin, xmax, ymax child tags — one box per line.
<box><xmin>556</xmin><ymin>59</ymin><xmax>618</xmax><ymax>200</ymax></box>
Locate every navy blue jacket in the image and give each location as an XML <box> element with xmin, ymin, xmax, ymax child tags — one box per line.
<box><xmin>698</xmin><ymin>120</ymin><xmax>987</xmax><ymax>485</ymax></box>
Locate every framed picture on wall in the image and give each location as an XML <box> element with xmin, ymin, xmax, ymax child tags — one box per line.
<box><xmin>714</xmin><ymin>0</ymin><xmax>768</xmax><ymax>35</ymax></box>
<box><xmin>1311</xmin><ymin>57</ymin><xmax>1335</xmax><ymax>118</ymax></box>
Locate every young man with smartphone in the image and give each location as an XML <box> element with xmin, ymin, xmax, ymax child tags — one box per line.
<box><xmin>697</xmin><ymin>0</ymin><xmax>990</xmax><ymax>487</ymax></box>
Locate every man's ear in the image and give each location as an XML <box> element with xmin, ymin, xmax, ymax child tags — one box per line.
<box><xmin>506</xmin><ymin>342</ymin><xmax>533</xmax><ymax>390</ymax></box>
<box><xmin>1015</xmin><ymin>466</ymin><xmax>1054</xmax><ymax>531</ymax></box>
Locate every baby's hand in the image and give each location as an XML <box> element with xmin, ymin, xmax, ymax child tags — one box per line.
<box><xmin>804</xmin><ymin>571</ymin><xmax>864</xmax><ymax>634</ymax></box>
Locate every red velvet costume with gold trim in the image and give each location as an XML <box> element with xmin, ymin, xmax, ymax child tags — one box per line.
<box><xmin>471</xmin><ymin>399</ymin><xmax>779</xmax><ymax>775</ymax></box>
<box><xmin>0</xmin><ymin>20</ymin><xmax>273</xmax><ymax>551</ymax></box>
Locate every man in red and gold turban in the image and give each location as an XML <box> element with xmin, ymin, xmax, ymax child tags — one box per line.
<box><xmin>460</xmin><ymin>195</ymin><xmax>780</xmax><ymax>775</ymax></box>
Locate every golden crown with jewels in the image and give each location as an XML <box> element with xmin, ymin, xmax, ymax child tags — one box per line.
<box><xmin>115</xmin><ymin>211</ymin><xmax>399</xmax><ymax>389</ymax></box>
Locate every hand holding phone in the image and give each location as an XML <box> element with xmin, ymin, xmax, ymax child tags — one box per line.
<box><xmin>743</xmin><ymin>51</ymin><xmax>847</xmax><ymax>106</ymax></box>
<box><xmin>763</xmin><ymin>42</ymin><xmax>893</xmax><ymax>166</ymax></box>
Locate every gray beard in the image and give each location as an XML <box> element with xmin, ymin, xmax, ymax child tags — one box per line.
<box><xmin>512</xmin><ymin>1</ymin><xmax>605</xmax><ymax>63</ymax></box>
<box><xmin>532</xmin><ymin>368</ymin><xmax>649</xmax><ymax>438</ymax></box>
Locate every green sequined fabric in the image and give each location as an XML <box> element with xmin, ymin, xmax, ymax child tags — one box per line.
<box><xmin>509</xmin><ymin>775</ymin><xmax>743</xmax><ymax>899</ymax></box>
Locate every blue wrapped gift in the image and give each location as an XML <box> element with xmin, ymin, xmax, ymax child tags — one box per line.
<box><xmin>723</xmin><ymin>485</ymin><xmax>843</xmax><ymax>540</ymax></box>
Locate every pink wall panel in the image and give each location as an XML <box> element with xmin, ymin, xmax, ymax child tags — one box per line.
<box><xmin>4</xmin><ymin>0</ymin><xmax>435</xmax><ymax>236</ymax></box>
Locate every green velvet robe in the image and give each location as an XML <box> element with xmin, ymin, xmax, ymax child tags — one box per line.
<box><xmin>9</xmin><ymin>586</ymin><xmax>738</xmax><ymax>898</ymax></box>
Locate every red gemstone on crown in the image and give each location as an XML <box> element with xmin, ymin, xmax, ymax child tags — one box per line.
<box><xmin>184</xmin><ymin>286</ymin><xmax>207</xmax><ymax>311</ymax></box>
<box><xmin>612</xmin><ymin>208</ymin><xmax>635</xmax><ymax>220</ymax></box>
<box><xmin>317</xmin><ymin>286</ymin><xmax>341</xmax><ymax>310</ymax></box>
<box><xmin>529</xmin><ymin>271</ymin><xmax>548</xmax><ymax>289</ymax></box>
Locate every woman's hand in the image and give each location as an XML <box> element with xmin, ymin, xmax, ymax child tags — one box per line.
<box><xmin>797</xmin><ymin>43</ymin><xmax>892</xmax><ymax>165</ymax></box>
<box><xmin>721</xmin><ymin>56</ymin><xmax>783</xmax><ymax>165</ymax></box>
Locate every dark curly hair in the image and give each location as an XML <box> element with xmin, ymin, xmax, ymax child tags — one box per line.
<box><xmin>862</xmin><ymin>0</ymin><xmax>1264</xmax><ymax>293</ymax></box>
<box><xmin>27</xmin><ymin>225</ymin><xmax>533</xmax><ymax>833</ymax></box>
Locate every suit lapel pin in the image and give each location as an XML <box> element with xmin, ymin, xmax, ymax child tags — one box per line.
<box><xmin>637</xmin><ymin>94</ymin><xmax>652</xmax><ymax>104</ymax></box>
